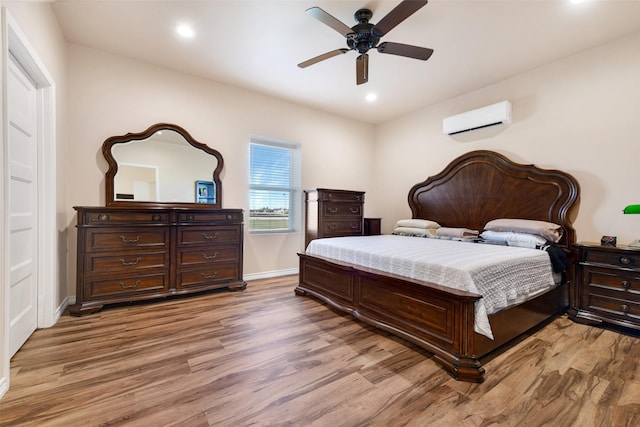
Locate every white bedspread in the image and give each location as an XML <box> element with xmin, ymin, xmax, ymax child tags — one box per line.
<box><xmin>305</xmin><ymin>235</ymin><xmax>557</xmax><ymax>339</ymax></box>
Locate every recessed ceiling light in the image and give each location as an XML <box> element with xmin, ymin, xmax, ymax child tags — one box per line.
<box><xmin>365</xmin><ymin>93</ymin><xmax>377</xmax><ymax>102</ymax></box>
<box><xmin>176</xmin><ymin>24</ymin><xmax>195</xmax><ymax>38</ymax></box>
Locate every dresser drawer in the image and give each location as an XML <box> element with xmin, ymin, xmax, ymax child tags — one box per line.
<box><xmin>83</xmin><ymin>210</ymin><xmax>170</xmax><ymax>225</ymax></box>
<box><xmin>86</xmin><ymin>273</ymin><xmax>168</xmax><ymax>299</ymax></box>
<box><xmin>178</xmin><ymin>226</ymin><xmax>241</xmax><ymax>246</ymax></box>
<box><xmin>177</xmin><ymin>211</ymin><xmax>243</xmax><ymax>224</ymax></box>
<box><xmin>583</xmin><ymin>250</ymin><xmax>640</xmax><ymax>268</ymax></box>
<box><xmin>584</xmin><ymin>266</ymin><xmax>640</xmax><ymax>294</ymax></box>
<box><xmin>177</xmin><ymin>265</ymin><xmax>240</xmax><ymax>289</ymax></box>
<box><xmin>319</xmin><ymin>191</ymin><xmax>364</xmax><ymax>202</ymax></box>
<box><xmin>86</xmin><ymin>228</ymin><xmax>169</xmax><ymax>252</ymax></box>
<box><xmin>87</xmin><ymin>251</ymin><xmax>168</xmax><ymax>275</ymax></box>
<box><xmin>179</xmin><ymin>247</ymin><xmax>240</xmax><ymax>267</ymax></box>
<box><xmin>323</xmin><ymin>203</ymin><xmax>362</xmax><ymax>217</ymax></box>
<box><xmin>322</xmin><ymin>220</ymin><xmax>362</xmax><ymax>235</ymax></box>
<box><xmin>586</xmin><ymin>293</ymin><xmax>640</xmax><ymax>322</ymax></box>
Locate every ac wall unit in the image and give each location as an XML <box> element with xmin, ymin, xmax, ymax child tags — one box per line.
<box><xmin>443</xmin><ymin>101</ymin><xmax>512</xmax><ymax>135</ymax></box>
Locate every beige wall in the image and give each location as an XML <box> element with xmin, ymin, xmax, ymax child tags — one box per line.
<box><xmin>371</xmin><ymin>31</ymin><xmax>640</xmax><ymax>246</ymax></box>
<box><xmin>66</xmin><ymin>44</ymin><xmax>375</xmax><ymax>288</ymax></box>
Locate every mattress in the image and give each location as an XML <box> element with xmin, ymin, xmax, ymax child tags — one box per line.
<box><xmin>305</xmin><ymin>235</ymin><xmax>558</xmax><ymax>339</ymax></box>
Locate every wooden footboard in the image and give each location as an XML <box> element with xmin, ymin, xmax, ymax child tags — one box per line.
<box><xmin>296</xmin><ymin>252</ymin><xmax>569</xmax><ymax>383</ymax></box>
<box><xmin>297</xmin><ymin>252</ymin><xmax>486</xmax><ymax>382</ymax></box>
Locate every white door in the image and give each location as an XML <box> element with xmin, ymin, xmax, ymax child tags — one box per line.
<box><xmin>7</xmin><ymin>57</ymin><xmax>38</xmax><ymax>357</ymax></box>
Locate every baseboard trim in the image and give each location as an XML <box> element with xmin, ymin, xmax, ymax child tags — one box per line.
<box><xmin>0</xmin><ymin>376</ymin><xmax>8</xmax><ymax>399</ymax></box>
<box><xmin>244</xmin><ymin>268</ymin><xmax>298</xmax><ymax>281</ymax></box>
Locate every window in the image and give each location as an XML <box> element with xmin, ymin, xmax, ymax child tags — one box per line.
<box><xmin>249</xmin><ymin>136</ymin><xmax>301</xmax><ymax>233</ymax></box>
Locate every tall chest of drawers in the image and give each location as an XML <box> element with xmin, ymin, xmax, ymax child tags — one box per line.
<box><xmin>570</xmin><ymin>242</ymin><xmax>640</xmax><ymax>331</ymax></box>
<box><xmin>304</xmin><ymin>189</ymin><xmax>364</xmax><ymax>248</ymax></box>
<box><xmin>71</xmin><ymin>206</ymin><xmax>245</xmax><ymax>316</ymax></box>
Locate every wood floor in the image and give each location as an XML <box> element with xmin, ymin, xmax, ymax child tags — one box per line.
<box><xmin>2</xmin><ymin>275</ymin><xmax>640</xmax><ymax>427</ymax></box>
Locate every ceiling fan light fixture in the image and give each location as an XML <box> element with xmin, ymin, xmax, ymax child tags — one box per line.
<box><xmin>299</xmin><ymin>0</ymin><xmax>432</xmax><ymax>85</ymax></box>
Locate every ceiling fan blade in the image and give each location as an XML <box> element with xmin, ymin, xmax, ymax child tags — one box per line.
<box><xmin>373</xmin><ymin>0</ymin><xmax>428</xmax><ymax>37</ymax></box>
<box><xmin>306</xmin><ymin>7</ymin><xmax>354</xmax><ymax>38</ymax></box>
<box><xmin>356</xmin><ymin>54</ymin><xmax>368</xmax><ymax>85</ymax></box>
<box><xmin>377</xmin><ymin>42</ymin><xmax>433</xmax><ymax>60</ymax></box>
<box><xmin>298</xmin><ymin>48</ymin><xmax>350</xmax><ymax>68</ymax></box>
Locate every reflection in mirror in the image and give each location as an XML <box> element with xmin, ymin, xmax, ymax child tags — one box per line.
<box><xmin>103</xmin><ymin>123</ymin><xmax>224</xmax><ymax>208</ymax></box>
<box><xmin>115</xmin><ymin>163</ymin><xmax>159</xmax><ymax>201</ymax></box>
<box><xmin>112</xmin><ymin>129</ymin><xmax>216</xmax><ymax>203</ymax></box>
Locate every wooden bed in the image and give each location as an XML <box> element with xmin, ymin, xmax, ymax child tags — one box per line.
<box><xmin>296</xmin><ymin>150</ymin><xmax>580</xmax><ymax>383</ymax></box>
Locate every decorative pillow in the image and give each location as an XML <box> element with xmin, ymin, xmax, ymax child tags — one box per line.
<box><xmin>480</xmin><ymin>230</ymin><xmax>547</xmax><ymax>248</ymax></box>
<box><xmin>395</xmin><ymin>219</ymin><xmax>441</xmax><ymax>229</ymax></box>
<box><xmin>436</xmin><ymin>227</ymin><xmax>479</xmax><ymax>238</ymax></box>
<box><xmin>392</xmin><ymin>226</ymin><xmax>436</xmax><ymax>237</ymax></box>
<box><xmin>483</xmin><ymin>218</ymin><xmax>563</xmax><ymax>243</ymax></box>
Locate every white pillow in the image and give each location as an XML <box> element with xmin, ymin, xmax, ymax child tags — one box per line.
<box><xmin>395</xmin><ymin>219</ymin><xmax>441</xmax><ymax>229</ymax></box>
<box><xmin>480</xmin><ymin>230</ymin><xmax>546</xmax><ymax>248</ymax></box>
<box><xmin>393</xmin><ymin>226</ymin><xmax>436</xmax><ymax>237</ymax></box>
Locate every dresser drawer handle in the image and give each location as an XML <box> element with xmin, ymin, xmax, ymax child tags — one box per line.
<box><xmin>349</xmin><ymin>208</ymin><xmax>359</xmax><ymax>214</ymax></box>
<box><xmin>98</xmin><ymin>214</ymin><xmax>110</xmax><ymax>221</ymax></box>
<box><xmin>120</xmin><ymin>257</ymin><xmax>141</xmax><ymax>266</ymax></box>
<box><xmin>202</xmin><ymin>232</ymin><xmax>218</xmax><ymax>240</ymax></box>
<box><xmin>120</xmin><ymin>280</ymin><xmax>141</xmax><ymax>289</ymax></box>
<box><xmin>328</xmin><ymin>207</ymin><xmax>338</xmax><ymax>213</ymax></box>
<box><xmin>202</xmin><ymin>252</ymin><xmax>219</xmax><ymax>260</ymax></box>
<box><xmin>201</xmin><ymin>272</ymin><xmax>218</xmax><ymax>280</ymax></box>
<box><xmin>350</xmin><ymin>224</ymin><xmax>359</xmax><ymax>229</ymax></box>
<box><xmin>186</xmin><ymin>214</ymin><xmax>195</xmax><ymax>221</ymax></box>
<box><xmin>621</xmin><ymin>304</ymin><xmax>630</xmax><ymax>314</ymax></box>
<box><xmin>120</xmin><ymin>235</ymin><xmax>141</xmax><ymax>244</ymax></box>
<box><xmin>327</xmin><ymin>224</ymin><xmax>337</xmax><ymax>230</ymax></box>
<box><xmin>619</xmin><ymin>256</ymin><xmax>634</xmax><ymax>265</ymax></box>
<box><xmin>622</xmin><ymin>280</ymin><xmax>631</xmax><ymax>290</ymax></box>
<box><xmin>151</xmin><ymin>214</ymin><xmax>162</xmax><ymax>221</ymax></box>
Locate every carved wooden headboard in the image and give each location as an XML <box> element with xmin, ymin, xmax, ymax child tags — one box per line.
<box><xmin>408</xmin><ymin>150</ymin><xmax>580</xmax><ymax>249</ymax></box>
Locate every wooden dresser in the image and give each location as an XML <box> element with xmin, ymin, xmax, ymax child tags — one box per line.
<box><xmin>570</xmin><ymin>242</ymin><xmax>640</xmax><ymax>331</ymax></box>
<box><xmin>304</xmin><ymin>188</ymin><xmax>364</xmax><ymax>248</ymax></box>
<box><xmin>70</xmin><ymin>206</ymin><xmax>245</xmax><ymax>316</ymax></box>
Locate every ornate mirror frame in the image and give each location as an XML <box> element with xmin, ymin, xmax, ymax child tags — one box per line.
<box><xmin>103</xmin><ymin>123</ymin><xmax>224</xmax><ymax>208</ymax></box>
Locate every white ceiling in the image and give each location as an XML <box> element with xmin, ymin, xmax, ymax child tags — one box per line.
<box><xmin>51</xmin><ymin>0</ymin><xmax>640</xmax><ymax>124</ymax></box>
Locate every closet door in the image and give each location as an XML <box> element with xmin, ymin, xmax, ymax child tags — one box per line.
<box><xmin>7</xmin><ymin>58</ymin><xmax>38</xmax><ymax>357</ymax></box>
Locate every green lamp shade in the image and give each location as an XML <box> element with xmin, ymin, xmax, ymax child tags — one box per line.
<box><xmin>623</xmin><ymin>204</ymin><xmax>640</xmax><ymax>214</ymax></box>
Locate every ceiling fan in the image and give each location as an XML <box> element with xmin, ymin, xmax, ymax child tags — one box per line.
<box><xmin>298</xmin><ymin>0</ymin><xmax>434</xmax><ymax>85</ymax></box>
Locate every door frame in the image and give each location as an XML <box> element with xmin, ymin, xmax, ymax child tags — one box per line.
<box><xmin>0</xmin><ymin>8</ymin><xmax>57</xmax><ymax>396</ymax></box>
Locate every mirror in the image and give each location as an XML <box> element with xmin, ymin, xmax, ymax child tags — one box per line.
<box><xmin>103</xmin><ymin>123</ymin><xmax>223</xmax><ymax>208</ymax></box>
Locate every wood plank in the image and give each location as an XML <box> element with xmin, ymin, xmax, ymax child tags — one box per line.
<box><xmin>2</xmin><ymin>275</ymin><xmax>640</xmax><ymax>426</ymax></box>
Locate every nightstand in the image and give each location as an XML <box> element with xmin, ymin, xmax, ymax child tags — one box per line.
<box><xmin>364</xmin><ymin>218</ymin><xmax>381</xmax><ymax>236</ymax></box>
<box><xmin>569</xmin><ymin>242</ymin><xmax>640</xmax><ymax>331</ymax></box>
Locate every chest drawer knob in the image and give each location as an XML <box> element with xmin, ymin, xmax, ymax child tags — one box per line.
<box><xmin>120</xmin><ymin>280</ymin><xmax>141</xmax><ymax>289</ymax></box>
<box><xmin>621</xmin><ymin>304</ymin><xmax>630</xmax><ymax>314</ymax></box>
<box><xmin>151</xmin><ymin>214</ymin><xmax>161</xmax><ymax>221</ymax></box>
<box><xmin>120</xmin><ymin>257</ymin><xmax>141</xmax><ymax>266</ymax></box>
<box><xmin>120</xmin><ymin>235</ymin><xmax>141</xmax><ymax>244</ymax></box>
<box><xmin>98</xmin><ymin>214</ymin><xmax>110</xmax><ymax>221</ymax></box>
<box><xmin>186</xmin><ymin>214</ymin><xmax>195</xmax><ymax>221</ymax></box>
<box><xmin>202</xmin><ymin>232</ymin><xmax>219</xmax><ymax>240</ymax></box>
<box><xmin>622</xmin><ymin>280</ymin><xmax>631</xmax><ymax>290</ymax></box>
<box><xmin>619</xmin><ymin>256</ymin><xmax>634</xmax><ymax>266</ymax></box>
<box><xmin>202</xmin><ymin>252</ymin><xmax>219</xmax><ymax>260</ymax></box>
